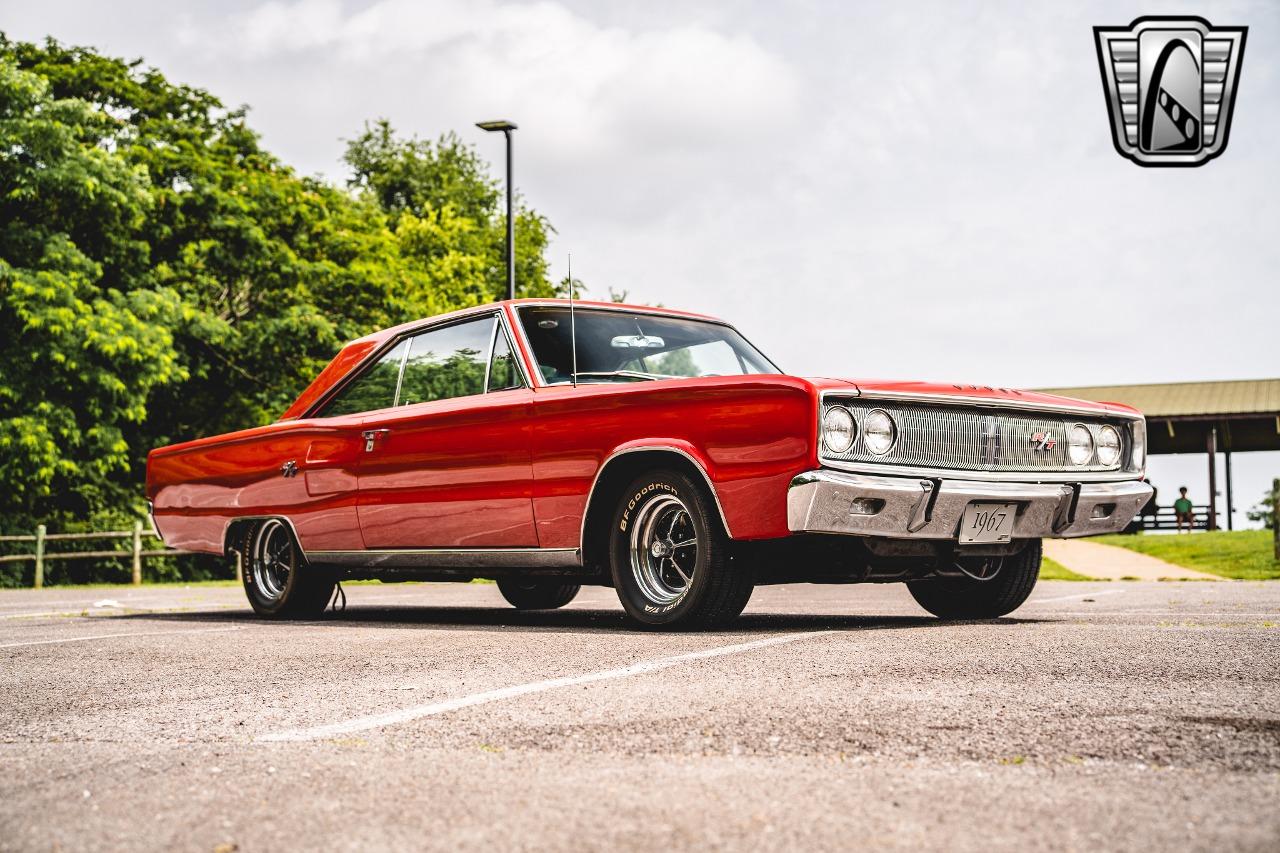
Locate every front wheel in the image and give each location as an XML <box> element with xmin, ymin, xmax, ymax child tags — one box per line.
<box><xmin>907</xmin><ymin>539</ymin><xmax>1042</xmax><ymax>619</ymax></box>
<box><xmin>609</xmin><ymin>469</ymin><xmax>753</xmax><ymax>630</ymax></box>
<box><xmin>240</xmin><ymin>519</ymin><xmax>335</xmax><ymax>619</ymax></box>
<box><xmin>496</xmin><ymin>578</ymin><xmax>581</xmax><ymax>610</ymax></box>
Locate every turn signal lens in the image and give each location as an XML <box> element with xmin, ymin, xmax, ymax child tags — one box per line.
<box><xmin>1096</xmin><ymin>425</ymin><xmax>1122</xmax><ymax>467</ymax></box>
<box><xmin>822</xmin><ymin>406</ymin><xmax>856</xmax><ymax>454</ymax></box>
<box><xmin>1068</xmin><ymin>424</ymin><xmax>1094</xmax><ymax>466</ymax></box>
<box><xmin>863</xmin><ymin>409</ymin><xmax>897</xmax><ymax>455</ymax></box>
<box><xmin>1129</xmin><ymin>420</ymin><xmax>1146</xmax><ymax>472</ymax></box>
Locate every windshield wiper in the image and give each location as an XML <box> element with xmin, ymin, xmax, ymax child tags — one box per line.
<box><xmin>572</xmin><ymin>370</ymin><xmax>663</xmax><ymax>382</ymax></box>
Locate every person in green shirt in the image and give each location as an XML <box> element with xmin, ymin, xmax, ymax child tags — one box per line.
<box><xmin>1174</xmin><ymin>487</ymin><xmax>1195</xmax><ymax>533</ymax></box>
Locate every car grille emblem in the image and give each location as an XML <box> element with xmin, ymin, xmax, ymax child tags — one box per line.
<box><xmin>1094</xmin><ymin>16</ymin><xmax>1247</xmax><ymax>167</ymax></box>
<box><xmin>1029</xmin><ymin>431</ymin><xmax>1057</xmax><ymax>452</ymax></box>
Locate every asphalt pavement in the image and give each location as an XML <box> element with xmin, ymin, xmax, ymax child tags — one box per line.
<box><xmin>2</xmin><ymin>579</ymin><xmax>1278</xmax><ymax>852</ymax></box>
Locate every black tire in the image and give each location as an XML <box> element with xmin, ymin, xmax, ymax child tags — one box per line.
<box><xmin>609</xmin><ymin>468</ymin><xmax>753</xmax><ymax>630</ymax></box>
<box><xmin>907</xmin><ymin>539</ymin><xmax>1042</xmax><ymax>619</ymax></box>
<box><xmin>497</xmin><ymin>578</ymin><xmax>581</xmax><ymax>610</ymax></box>
<box><xmin>239</xmin><ymin>519</ymin><xmax>335</xmax><ymax>619</ymax></box>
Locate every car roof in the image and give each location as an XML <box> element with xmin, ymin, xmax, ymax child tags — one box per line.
<box><xmin>349</xmin><ymin>299</ymin><xmax>725</xmax><ymax>347</ymax></box>
<box><xmin>279</xmin><ymin>299</ymin><xmax>729</xmax><ymax>420</ymax></box>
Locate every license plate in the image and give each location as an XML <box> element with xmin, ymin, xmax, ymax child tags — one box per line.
<box><xmin>960</xmin><ymin>502</ymin><xmax>1017</xmax><ymax>544</ymax></box>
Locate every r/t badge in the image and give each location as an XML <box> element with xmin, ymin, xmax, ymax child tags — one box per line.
<box><xmin>1094</xmin><ymin>16</ymin><xmax>1247</xmax><ymax>167</ymax></box>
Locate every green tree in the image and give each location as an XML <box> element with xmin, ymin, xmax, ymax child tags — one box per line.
<box><xmin>0</xmin><ymin>37</ymin><xmax>564</xmax><ymax>582</ymax></box>
<box><xmin>2</xmin><ymin>38</ymin><xmax>417</xmax><ymax>439</ymax></box>
<box><xmin>0</xmin><ymin>57</ymin><xmax>186</xmax><ymax>533</ymax></box>
<box><xmin>1247</xmin><ymin>481</ymin><xmax>1278</xmax><ymax>530</ymax></box>
<box><xmin>344</xmin><ymin>120</ymin><xmax>555</xmax><ymax>307</ymax></box>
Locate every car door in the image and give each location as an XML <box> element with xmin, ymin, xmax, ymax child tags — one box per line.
<box><xmin>355</xmin><ymin>313</ymin><xmax>538</xmax><ymax>549</ymax></box>
<box><xmin>293</xmin><ymin>338</ymin><xmax>413</xmax><ymax>551</ymax></box>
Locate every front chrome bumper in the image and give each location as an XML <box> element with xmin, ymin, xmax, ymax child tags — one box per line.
<box><xmin>787</xmin><ymin>469</ymin><xmax>1153</xmax><ymax>540</ymax></box>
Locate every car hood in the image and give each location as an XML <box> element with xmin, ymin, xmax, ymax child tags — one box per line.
<box><xmin>803</xmin><ymin>377</ymin><xmax>1139</xmax><ymax>416</ymax></box>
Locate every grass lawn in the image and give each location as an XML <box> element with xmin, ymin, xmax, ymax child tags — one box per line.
<box><xmin>1040</xmin><ymin>556</ymin><xmax>1095</xmax><ymax>581</ymax></box>
<box><xmin>1092</xmin><ymin>530</ymin><xmax>1280</xmax><ymax>581</ymax></box>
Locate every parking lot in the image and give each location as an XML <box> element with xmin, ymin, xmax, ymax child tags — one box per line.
<box><xmin>2</xmin><ymin>580</ymin><xmax>1278</xmax><ymax>852</ymax></box>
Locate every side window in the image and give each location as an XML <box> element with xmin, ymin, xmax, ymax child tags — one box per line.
<box><xmin>398</xmin><ymin>317</ymin><xmax>493</xmax><ymax>406</ymax></box>
<box><xmin>487</xmin><ymin>326</ymin><xmax>523</xmax><ymax>392</ymax></box>
<box><xmin>320</xmin><ymin>339</ymin><xmax>408</xmax><ymax>417</ymax></box>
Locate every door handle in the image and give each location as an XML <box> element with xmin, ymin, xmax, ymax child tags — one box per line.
<box><xmin>362</xmin><ymin>429</ymin><xmax>390</xmax><ymax>452</ymax></box>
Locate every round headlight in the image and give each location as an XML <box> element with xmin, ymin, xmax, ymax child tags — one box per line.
<box><xmin>1096</xmin><ymin>425</ymin><xmax>1122</xmax><ymax>467</ymax></box>
<box><xmin>1067</xmin><ymin>424</ymin><xmax>1094</xmax><ymax>466</ymax></box>
<box><xmin>822</xmin><ymin>406</ymin><xmax>856</xmax><ymax>454</ymax></box>
<box><xmin>863</xmin><ymin>409</ymin><xmax>897</xmax><ymax>455</ymax></box>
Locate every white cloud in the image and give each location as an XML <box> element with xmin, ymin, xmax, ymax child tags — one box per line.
<box><xmin>1</xmin><ymin>0</ymin><xmax>1276</xmax><ymax>525</ymax></box>
<box><xmin>5</xmin><ymin>0</ymin><xmax>1276</xmax><ymax>395</ymax></box>
<box><xmin>206</xmin><ymin>0</ymin><xmax>800</xmax><ymax>163</ymax></box>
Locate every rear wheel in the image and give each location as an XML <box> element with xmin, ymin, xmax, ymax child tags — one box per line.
<box><xmin>240</xmin><ymin>519</ymin><xmax>335</xmax><ymax>619</ymax></box>
<box><xmin>609</xmin><ymin>468</ymin><xmax>753</xmax><ymax>630</ymax></box>
<box><xmin>907</xmin><ymin>539</ymin><xmax>1042</xmax><ymax>619</ymax></box>
<box><xmin>496</xmin><ymin>578</ymin><xmax>581</xmax><ymax>610</ymax></box>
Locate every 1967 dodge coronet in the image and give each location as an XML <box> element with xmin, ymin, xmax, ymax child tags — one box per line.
<box><xmin>147</xmin><ymin>299</ymin><xmax>1152</xmax><ymax>629</ymax></box>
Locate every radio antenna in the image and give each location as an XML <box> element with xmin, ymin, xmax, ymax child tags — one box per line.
<box><xmin>568</xmin><ymin>254</ymin><xmax>578</xmax><ymax>387</ymax></box>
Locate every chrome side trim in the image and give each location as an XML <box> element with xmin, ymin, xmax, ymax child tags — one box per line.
<box><xmin>580</xmin><ymin>446</ymin><xmax>735</xmax><ymax>546</ymax></box>
<box><xmin>390</xmin><ymin>335</ymin><xmax>411</xmax><ymax>407</ymax></box>
<box><xmin>481</xmin><ymin>314</ymin><xmax>497</xmax><ymax>394</ymax></box>
<box><xmin>495</xmin><ymin>308</ymin><xmax>534</xmax><ymax>390</ymax></box>
<box><xmin>308</xmin><ymin>547</ymin><xmax>581</xmax><ymax>569</ymax></box>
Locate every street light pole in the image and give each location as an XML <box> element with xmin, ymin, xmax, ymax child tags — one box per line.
<box><xmin>476</xmin><ymin>120</ymin><xmax>518</xmax><ymax>300</ymax></box>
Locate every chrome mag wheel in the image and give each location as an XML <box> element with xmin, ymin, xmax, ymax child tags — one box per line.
<box><xmin>629</xmin><ymin>493</ymin><xmax>699</xmax><ymax>605</ymax></box>
<box><xmin>609</xmin><ymin>468</ymin><xmax>753</xmax><ymax>629</ymax></box>
<box><xmin>251</xmin><ymin>519</ymin><xmax>293</xmax><ymax>600</ymax></box>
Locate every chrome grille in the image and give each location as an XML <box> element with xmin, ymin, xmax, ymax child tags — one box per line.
<box><xmin>821</xmin><ymin>399</ymin><xmax>1127</xmax><ymax>474</ymax></box>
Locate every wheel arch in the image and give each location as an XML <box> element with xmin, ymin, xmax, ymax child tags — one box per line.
<box><xmin>579</xmin><ymin>445</ymin><xmax>731</xmax><ymax>575</ymax></box>
<box><xmin>223</xmin><ymin>516</ymin><xmax>307</xmax><ymax>561</ymax></box>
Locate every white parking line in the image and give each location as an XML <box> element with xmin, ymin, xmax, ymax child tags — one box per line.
<box><xmin>0</xmin><ymin>593</ymin><xmax>230</xmax><ymax>613</ymax></box>
<box><xmin>0</xmin><ymin>590</ymin><xmax>458</xmax><ymax>620</ymax></box>
<box><xmin>258</xmin><ymin>630</ymin><xmax>835</xmax><ymax>743</ymax></box>
<box><xmin>0</xmin><ymin>602</ymin><xmax>244</xmax><ymax>620</ymax></box>
<box><xmin>1047</xmin><ymin>610</ymin><xmax>1280</xmax><ymax>619</ymax></box>
<box><xmin>1028</xmin><ymin>589</ymin><xmax>1127</xmax><ymax>605</ymax></box>
<box><xmin>0</xmin><ymin>626</ymin><xmax>244</xmax><ymax>649</ymax></box>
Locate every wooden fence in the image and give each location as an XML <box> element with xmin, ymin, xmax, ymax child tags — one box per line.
<box><xmin>0</xmin><ymin>522</ymin><xmax>195</xmax><ymax>588</ymax></box>
<box><xmin>1131</xmin><ymin>504</ymin><xmax>1214</xmax><ymax>532</ymax></box>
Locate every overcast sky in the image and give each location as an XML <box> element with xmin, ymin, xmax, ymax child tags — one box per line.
<box><xmin>3</xmin><ymin>0</ymin><xmax>1277</xmax><ymax>522</ymax></box>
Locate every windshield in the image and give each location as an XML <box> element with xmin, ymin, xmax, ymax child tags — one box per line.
<box><xmin>517</xmin><ymin>307</ymin><xmax>780</xmax><ymax>385</ymax></box>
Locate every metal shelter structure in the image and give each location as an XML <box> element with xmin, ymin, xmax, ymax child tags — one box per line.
<box><xmin>1038</xmin><ymin>378</ymin><xmax>1280</xmax><ymax>530</ymax></box>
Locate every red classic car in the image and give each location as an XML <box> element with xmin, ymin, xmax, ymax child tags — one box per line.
<box><xmin>147</xmin><ymin>299</ymin><xmax>1152</xmax><ymax>629</ymax></box>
